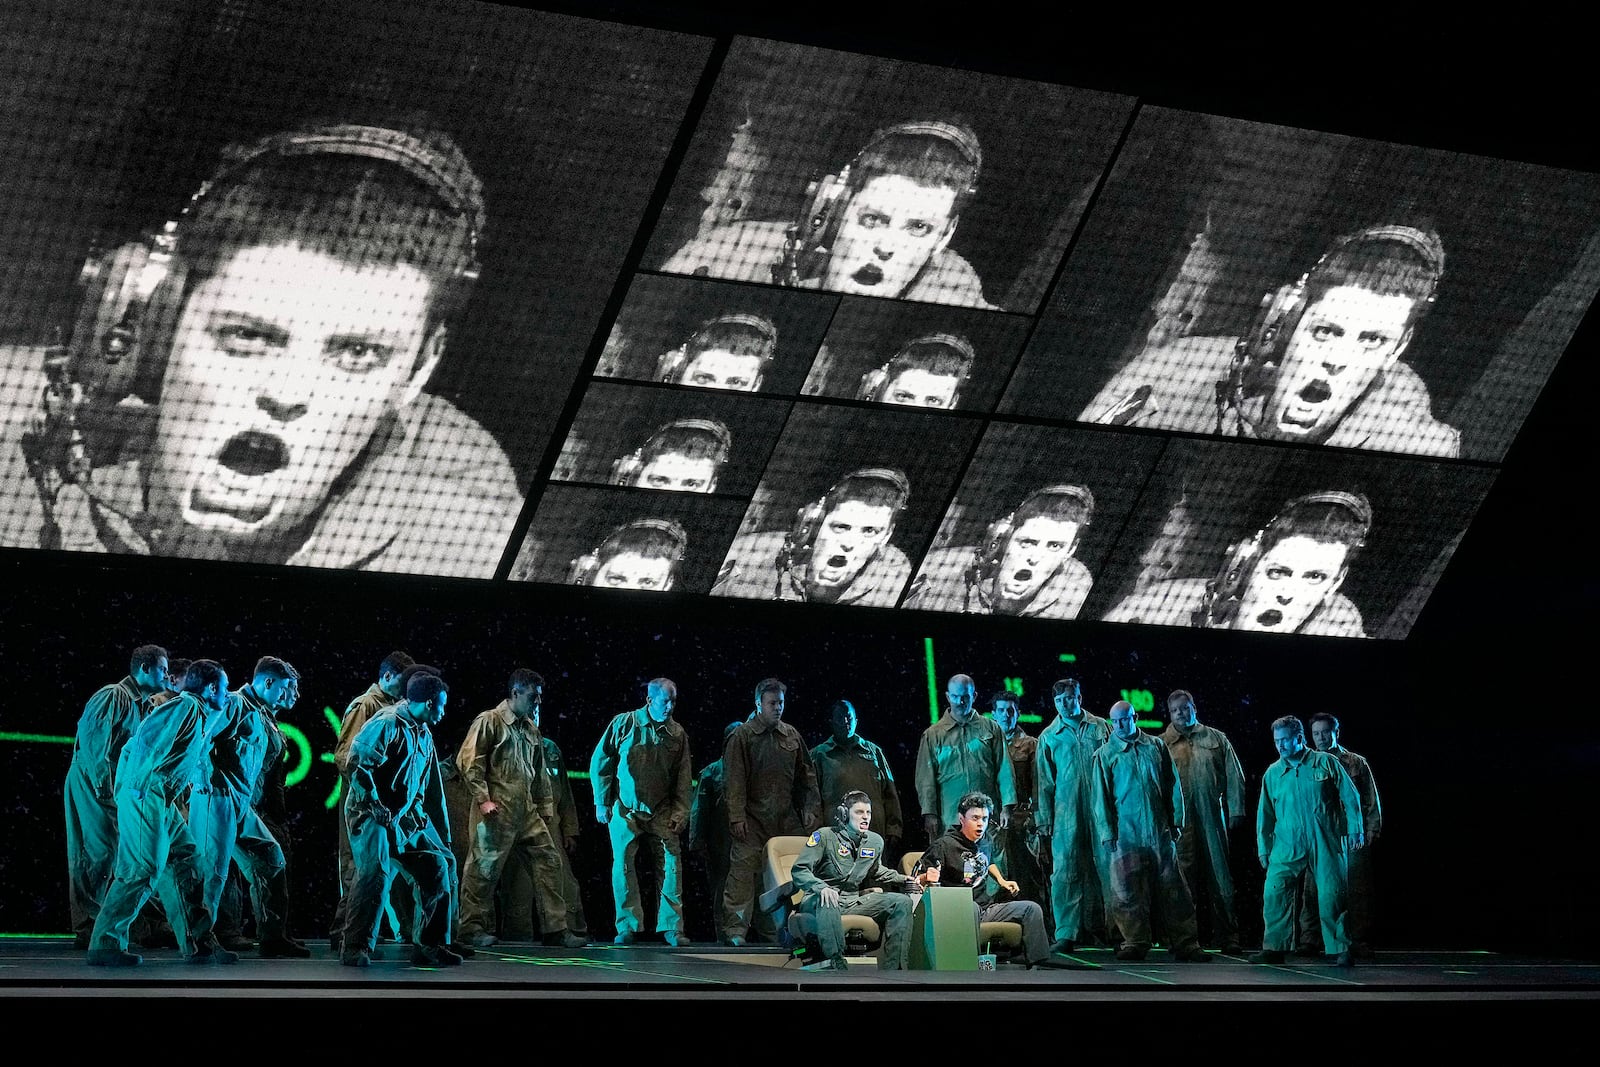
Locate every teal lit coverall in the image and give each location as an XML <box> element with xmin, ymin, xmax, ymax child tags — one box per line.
<box><xmin>1160</xmin><ymin>721</ymin><xmax>1246</xmax><ymax>947</ymax></box>
<box><xmin>591</xmin><ymin>708</ymin><xmax>693</xmax><ymax>937</ymax></box>
<box><xmin>342</xmin><ymin>707</ymin><xmax>455</xmax><ymax>954</ymax></box>
<box><xmin>689</xmin><ymin>755</ymin><xmax>732</xmax><ymax>939</ymax></box>
<box><xmin>543</xmin><ymin>736</ymin><xmax>589</xmax><ymax>938</ymax></box>
<box><xmin>721</xmin><ymin>717</ymin><xmax>818</xmax><ymax>940</ymax></box>
<box><xmin>1037</xmin><ymin>710</ymin><xmax>1113</xmax><ymax>943</ymax></box>
<box><xmin>1258</xmin><ymin>748</ymin><xmax>1364</xmax><ymax>954</ymax></box>
<box><xmin>88</xmin><ymin>692</ymin><xmax>216</xmax><ymax>954</ymax></box>
<box><xmin>1091</xmin><ymin>732</ymin><xmax>1201</xmax><ymax>954</ymax></box>
<box><xmin>914</xmin><ymin>711</ymin><xmax>1016</xmax><ymax>831</ymax></box>
<box><xmin>64</xmin><ymin>677</ymin><xmax>149</xmax><ymax>939</ymax></box>
<box><xmin>1298</xmin><ymin>745</ymin><xmax>1382</xmax><ymax>948</ymax></box>
<box><xmin>330</xmin><ymin>682</ymin><xmax>402</xmax><ymax>943</ymax></box>
<box><xmin>810</xmin><ymin>734</ymin><xmax>904</xmax><ymax>840</ymax></box>
<box><xmin>199</xmin><ymin>686</ymin><xmax>288</xmax><ymax>941</ymax></box>
<box><xmin>789</xmin><ymin>826</ymin><xmax>919</xmax><ymax>968</ymax></box>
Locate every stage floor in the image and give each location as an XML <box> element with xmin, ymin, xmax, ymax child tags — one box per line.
<box><xmin>3</xmin><ymin>938</ymin><xmax>1597</xmax><ymax>1000</ymax></box>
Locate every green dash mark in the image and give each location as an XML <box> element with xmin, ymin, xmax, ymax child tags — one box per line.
<box><xmin>924</xmin><ymin>637</ymin><xmax>939</xmax><ymax>725</ymax></box>
<box><xmin>0</xmin><ymin>732</ymin><xmax>72</xmax><ymax>744</ymax></box>
<box><xmin>1018</xmin><ymin>714</ymin><xmax>1043</xmax><ymax>724</ymax></box>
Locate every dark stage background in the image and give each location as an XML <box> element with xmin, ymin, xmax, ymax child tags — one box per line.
<box><xmin>1</xmin><ymin>3</ymin><xmax>1596</xmax><ymax>960</ymax></box>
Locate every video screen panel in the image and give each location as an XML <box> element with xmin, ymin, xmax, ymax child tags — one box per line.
<box><xmin>641</xmin><ymin>37</ymin><xmax>1135</xmax><ymax>313</ymax></box>
<box><xmin>551</xmin><ymin>380</ymin><xmax>791</xmax><ymax>498</ymax></box>
<box><xmin>1093</xmin><ymin>439</ymin><xmax>1497</xmax><ymax>640</ymax></box>
<box><xmin>593</xmin><ymin>273</ymin><xmax>837</xmax><ymax>396</ymax></box>
<box><xmin>903</xmin><ymin>423</ymin><xmax>1166</xmax><ymax>620</ymax></box>
<box><xmin>509</xmin><ymin>484</ymin><xmax>749</xmax><ymax>595</ymax></box>
<box><xmin>713</xmin><ymin>403</ymin><xmax>981</xmax><ymax>609</ymax></box>
<box><xmin>797</xmin><ymin>298</ymin><xmax>1032</xmax><ymax>414</ymax></box>
<box><xmin>0</xmin><ymin>0</ymin><xmax>710</xmax><ymax>577</ymax></box>
<box><xmin>1000</xmin><ymin>108</ymin><xmax>1600</xmax><ymax>463</ymax></box>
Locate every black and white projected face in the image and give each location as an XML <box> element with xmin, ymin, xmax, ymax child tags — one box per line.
<box><xmin>883</xmin><ymin>367</ymin><xmax>961</xmax><ymax>409</ymax></box>
<box><xmin>995</xmin><ymin>515</ymin><xmax>1082</xmax><ymax>602</ymax></box>
<box><xmin>149</xmin><ymin>246</ymin><xmax>433</xmax><ymax>547</ymax></box>
<box><xmin>1261</xmin><ymin>286</ymin><xmax>1416</xmax><ymax>444</ymax></box>
<box><xmin>821</xmin><ymin>177</ymin><xmax>959</xmax><ymax>299</ymax></box>
<box><xmin>1232</xmin><ymin>534</ymin><xmax>1351</xmax><ymax>633</ymax></box>
<box><xmin>590</xmin><ymin>548</ymin><xmax>676</xmax><ymax>591</ymax></box>
<box><xmin>677</xmin><ymin>348</ymin><xmax>765</xmax><ymax>391</ymax></box>
<box><xmin>0</xmin><ymin>5</ymin><xmax>710</xmax><ymax>578</ymax></box>
<box><xmin>1095</xmin><ymin>439</ymin><xmax>1498</xmax><ymax>640</ymax></box>
<box><xmin>1003</xmin><ymin>107</ymin><xmax>1600</xmax><ymax>463</ymax></box>
<box><xmin>643</xmin><ymin>37</ymin><xmax>1133</xmax><ymax>312</ymax></box>
<box><xmin>811</xmin><ymin>498</ymin><xmax>897</xmax><ymax>590</ymax></box>
<box><xmin>632</xmin><ymin>451</ymin><xmax>720</xmax><ymax>493</ymax></box>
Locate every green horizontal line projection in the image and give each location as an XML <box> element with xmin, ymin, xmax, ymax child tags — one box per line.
<box><xmin>1018</xmin><ymin>714</ymin><xmax>1043</xmax><ymax>723</ymax></box>
<box><xmin>0</xmin><ymin>732</ymin><xmax>72</xmax><ymax>744</ymax></box>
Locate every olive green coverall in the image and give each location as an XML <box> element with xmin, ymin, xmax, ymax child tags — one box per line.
<box><xmin>1160</xmin><ymin>721</ymin><xmax>1246</xmax><ymax>947</ymax></box>
<box><xmin>789</xmin><ymin>825</ymin><xmax>919</xmax><ymax>968</ymax></box>
<box><xmin>721</xmin><ymin>717</ymin><xmax>818</xmax><ymax>940</ymax></box>
<box><xmin>591</xmin><ymin>708</ymin><xmax>693</xmax><ymax>937</ymax></box>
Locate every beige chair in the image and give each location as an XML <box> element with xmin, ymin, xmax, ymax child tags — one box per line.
<box><xmin>900</xmin><ymin>849</ymin><xmax>1024</xmax><ymax>953</ymax></box>
<box><xmin>759</xmin><ymin>835</ymin><xmax>884</xmax><ymax>959</ymax></box>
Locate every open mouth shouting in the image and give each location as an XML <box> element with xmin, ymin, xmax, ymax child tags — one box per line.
<box><xmin>186</xmin><ymin>431</ymin><xmax>291</xmax><ymax>527</ymax></box>
<box><xmin>850</xmin><ymin>263</ymin><xmax>885</xmax><ymax>287</ymax></box>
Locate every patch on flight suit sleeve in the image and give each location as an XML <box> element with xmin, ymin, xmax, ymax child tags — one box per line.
<box><xmin>837</xmin><ymin>846</ymin><xmax>852</xmax><ymax>857</ymax></box>
<box><xmin>860</xmin><ymin>847</ymin><xmax>876</xmax><ymax>858</ymax></box>
<box><xmin>807</xmin><ymin>830</ymin><xmax>821</xmax><ymax>846</ymax></box>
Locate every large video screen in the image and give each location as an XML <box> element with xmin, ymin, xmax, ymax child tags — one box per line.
<box><xmin>3</xmin><ymin>8</ymin><xmax>1595</xmax><ymax>641</ymax></box>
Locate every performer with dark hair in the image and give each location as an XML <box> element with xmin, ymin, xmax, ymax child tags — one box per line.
<box><xmin>87</xmin><ymin>659</ymin><xmax>233</xmax><ymax>966</ymax></box>
<box><xmin>1105</xmin><ymin>491</ymin><xmax>1373</xmax><ymax>637</ymax></box>
<box><xmin>689</xmin><ymin>721</ymin><xmax>744</xmax><ymax>944</ymax></box>
<box><xmin>790</xmin><ymin>791</ymin><xmax>921</xmax><ymax>970</ymax></box>
<box><xmin>720</xmin><ymin>678</ymin><xmax>819</xmax><ymax>945</ymax></box>
<box><xmin>64</xmin><ymin>644</ymin><xmax>168</xmax><ymax>948</ymax></box>
<box><xmin>341</xmin><ymin>671</ymin><xmax>460</xmax><ymax>968</ymax></box>
<box><xmin>916</xmin><ymin>791</ymin><xmax>1063</xmax><ymax>967</ymax></box>
<box><xmin>809</xmin><ymin>700</ymin><xmax>903</xmax><ymax>848</ymax></box>
<box><xmin>457</xmin><ymin>669</ymin><xmax>582</xmax><ymax>949</ymax></box>
<box><xmin>1036</xmin><ymin>677</ymin><xmax>1113</xmax><ymax>954</ymax></box>
<box><xmin>663</xmin><ymin>120</ymin><xmax>995</xmax><ymax>308</ymax></box>
<box><xmin>906</xmin><ymin>483</ymin><xmax>1094</xmax><ymax>619</ymax></box>
<box><xmin>612</xmin><ymin>418</ymin><xmax>732</xmax><ymax>494</ymax></box>
<box><xmin>329</xmin><ymin>650</ymin><xmax>413</xmax><ymax>952</ymax></box>
<box><xmin>7</xmin><ymin>117</ymin><xmax>519</xmax><ymax>572</ymax></box>
<box><xmin>1080</xmin><ymin>225</ymin><xmax>1457</xmax><ymax>457</ymax></box>
<box><xmin>1298</xmin><ymin>714</ymin><xmax>1383</xmax><ymax>958</ymax></box>
<box><xmin>714</xmin><ymin>467</ymin><xmax>913</xmax><ymax>607</ymax></box>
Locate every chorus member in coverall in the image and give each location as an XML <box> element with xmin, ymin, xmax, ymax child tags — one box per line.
<box><xmin>592</xmin><ymin>677</ymin><xmax>694</xmax><ymax>946</ymax></box>
<box><xmin>790</xmin><ymin>791</ymin><xmax>921</xmax><ymax>970</ymax></box>
<box><xmin>916</xmin><ymin>792</ymin><xmax>1065</xmax><ymax>968</ymax></box>
<box><xmin>65</xmin><ymin>645</ymin><xmax>168</xmax><ymax>947</ymax></box>
<box><xmin>915</xmin><ymin>674</ymin><xmax>1015</xmax><ymax>844</ymax></box>
<box><xmin>990</xmin><ymin>691</ymin><xmax>1042</xmax><ymax>905</ymax></box>
<box><xmin>253</xmin><ymin>668</ymin><xmax>309</xmax><ymax>954</ymax></box>
<box><xmin>1035</xmin><ymin>677</ymin><xmax>1113</xmax><ymax>953</ymax></box>
<box><xmin>329</xmin><ymin>650</ymin><xmax>413</xmax><ymax>950</ymax></box>
<box><xmin>689</xmin><ymin>721</ymin><xmax>742</xmax><ymax>942</ymax></box>
<box><xmin>536</xmin><ymin>724</ymin><xmax>590</xmax><ymax>942</ymax></box>
<box><xmin>1160</xmin><ymin>689</ymin><xmax>1246</xmax><ymax>954</ymax></box>
<box><xmin>87</xmin><ymin>660</ymin><xmax>234</xmax><ymax>966</ymax></box>
<box><xmin>1253</xmin><ymin>715</ymin><xmax>1365</xmax><ymax>967</ymax></box>
<box><xmin>809</xmin><ymin>700</ymin><xmax>903</xmax><ymax>848</ymax></box>
<box><xmin>458</xmin><ymin>669</ymin><xmax>581</xmax><ymax>949</ymax></box>
<box><xmin>199</xmin><ymin>657</ymin><xmax>298</xmax><ymax>957</ymax></box>
<box><xmin>1091</xmin><ymin>701</ymin><xmax>1210</xmax><ymax>962</ymax></box>
<box><xmin>341</xmin><ymin>672</ymin><xmax>460</xmax><ymax>968</ymax></box>
<box><xmin>721</xmin><ymin>677</ymin><xmax>819</xmax><ymax>945</ymax></box>
<box><xmin>1299</xmin><ymin>713</ymin><xmax>1383</xmax><ymax>957</ymax></box>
